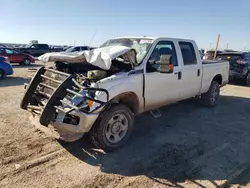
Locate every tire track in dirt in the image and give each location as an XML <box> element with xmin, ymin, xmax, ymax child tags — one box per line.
<box><xmin>0</xmin><ymin>149</ymin><xmax>67</xmax><ymax>181</ymax></box>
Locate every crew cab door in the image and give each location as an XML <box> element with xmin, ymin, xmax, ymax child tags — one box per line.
<box><xmin>29</xmin><ymin>44</ymin><xmax>38</xmax><ymax>56</ymax></box>
<box><xmin>178</xmin><ymin>41</ymin><xmax>202</xmax><ymax>98</ymax></box>
<box><xmin>144</xmin><ymin>40</ymin><xmax>183</xmax><ymax>110</ymax></box>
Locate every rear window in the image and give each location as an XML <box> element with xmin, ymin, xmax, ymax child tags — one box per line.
<box><xmin>242</xmin><ymin>53</ymin><xmax>250</xmax><ymax>60</ymax></box>
<box><xmin>179</xmin><ymin>42</ymin><xmax>197</xmax><ymax>65</ymax></box>
<box><xmin>216</xmin><ymin>54</ymin><xmax>242</xmax><ymax>64</ymax></box>
<box><xmin>38</xmin><ymin>44</ymin><xmax>49</xmax><ymax>49</ymax></box>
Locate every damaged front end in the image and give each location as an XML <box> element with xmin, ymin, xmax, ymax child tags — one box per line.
<box><xmin>21</xmin><ymin>66</ymin><xmax>109</xmax><ymax>141</ymax></box>
<box><xmin>20</xmin><ymin>45</ymin><xmax>138</xmax><ymax>141</ymax></box>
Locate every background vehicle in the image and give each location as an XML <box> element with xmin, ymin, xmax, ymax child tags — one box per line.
<box><xmin>20</xmin><ymin>37</ymin><xmax>229</xmax><ymax>151</ymax></box>
<box><xmin>15</xmin><ymin>43</ymin><xmax>50</xmax><ymax>57</ymax></box>
<box><xmin>49</xmin><ymin>46</ymin><xmax>64</xmax><ymax>52</ymax></box>
<box><xmin>0</xmin><ymin>56</ymin><xmax>13</xmax><ymax>79</ymax></box>
<box><xmin>65</xmin><ymin>46</ymin><xmax>91</xmax><ymax>52</ymax></box>
<box><xmin>203</xmin><ymin>50</ymin><xmax>223</xmax><ymax>60</ymax></box>
<box><xmin>0</xmin><ymin>48</ymin><xmax>35</xmax><ymax>65</ymax></box>
<box><xmin>216</xmin><ymin>52</ymin><xmax>250</xmax><ymax>85</ymax></box>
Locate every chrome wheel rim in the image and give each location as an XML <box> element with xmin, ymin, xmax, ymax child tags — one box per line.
<box><xmin>24</xmin><ymin>59</ymin><xmax>30</xmax><ymax>65</ymax></box>
<box><xmin>105</xmin><ymin>114</ymin><xmax>128</xmax><ymax>143</ymax></box>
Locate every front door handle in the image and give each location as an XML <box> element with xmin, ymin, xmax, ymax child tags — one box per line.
<box><xmin>174</xmin><ymin>71</ymin><xmax>182</xmax><ymax>80</ymax></box>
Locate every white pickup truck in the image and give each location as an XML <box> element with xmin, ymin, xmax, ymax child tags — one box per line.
<box><xmin>21</xmin><ymin>37</ymin><xmax>229</xmax><ymax>151</ymax></box>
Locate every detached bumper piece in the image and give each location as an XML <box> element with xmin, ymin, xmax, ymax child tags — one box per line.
<box><xmin>20</xmin><ymin>66</ymin><xmax>109</xmax><ymax>126</ymax></box>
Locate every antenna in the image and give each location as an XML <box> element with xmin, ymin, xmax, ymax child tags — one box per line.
<box><xmin>89</xmin><ymin>29</ymin><xmax>97</xmax><ymax>47</ymax></box>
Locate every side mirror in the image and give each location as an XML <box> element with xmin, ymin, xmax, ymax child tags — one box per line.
<box><xmin>155</xmin><ymin>55</ymin><xmax>174</xmax><ymax>73</ymax></box>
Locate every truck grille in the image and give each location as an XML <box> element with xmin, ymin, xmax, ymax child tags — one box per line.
<box><xmin>21</xmin><ymin>67</ymin><xmax>109</xmax><ymax>126</ymax></box>
<box><xmin>39</xmin><ymin>68</ymin><xmax>71</xmax><ymax>96</ymax></box>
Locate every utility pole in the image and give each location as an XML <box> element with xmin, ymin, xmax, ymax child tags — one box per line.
<box><xmin>213</xmin><ymin>34</ymin><xmax>220</xmax><ymax>60</ymax></box>
<box><xmin>226</xmin><ymin>43</ymin><xmax>229</xmax><ymax>49</ymax></box>
<box><xmin>209</xmin><ymin>43</ymin><xmax>212</xmax><ymax>49</ymax></box>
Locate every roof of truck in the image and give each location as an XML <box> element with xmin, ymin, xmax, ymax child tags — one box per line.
<box><xmin>113</xmin><ymin>36</ymin><xmax>194</xmax><ymax>41</ymax></box>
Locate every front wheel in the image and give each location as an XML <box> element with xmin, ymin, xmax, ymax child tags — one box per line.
<box><xmin>90</xmin><ymin>104</ymin><xmax>134</xmax><ymax>151</ymax></box>
<box><xmin>0</xmin><ymin>69</ymin><xmax>5</xmax><ymax>79</ymax></box>
<box><xmin>200</xmin><ymin>81</ymin><xmax>220</xmax><ymax>107</ymax></box>
<box><xmin>21</xmin><ymin>59</ymin><xmax>31</xmax><ymax>66</ymax></box>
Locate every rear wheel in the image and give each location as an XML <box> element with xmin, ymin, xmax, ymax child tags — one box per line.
<box><xmin>22</xmin><ymin>59</ymin><xmax>31</xmax><ymax>66</ymax></box>
<box><xmin>90</xmin><ymin>104</ymin><xmax>134</xmax><ymax>151</ymax></box>
<box><xmin>0</xmin><ymin>69</ymin><xmax>5</xmax><ymax>79</ymax></box>
<box><xmin>242</xmin><ymin>72</ymin><xmax>250</xmax><ymax>86</ymax></box>
<box><xmin>200</xmin><ymin>81</ymin><xmax>220</xmax><ymax>107</ymax></box>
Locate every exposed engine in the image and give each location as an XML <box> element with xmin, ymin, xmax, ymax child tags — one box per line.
<box><xmin>54</xmin><ymin>58</ymin><xmax>132</xmax><ymax>85</ymax></box>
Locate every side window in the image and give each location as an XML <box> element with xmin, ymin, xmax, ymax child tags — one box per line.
<box><xmin>38</xmin><ymin>44</ymin><xmax>49</xmax><ymax>49</ymax></box>
<box><xmin>5</xmin><ymin>49</ymin><xmax>14</xmax><ymax>54</ymax></box>
<box><xmin>179</xmin><ymin>42</ymin><xmax>197</xmax><ymax>65</ymax></box>
<box><xmin>147</xmin><ymin>41</ymin><xmax>178</xmax><ymax>73</ymax></box>
<box><xmin>75</xmin><ymin>47</ymin><xmax>81</xmax><ymax>51</ymax></box>
<box><xmin>31</xmin><ymin>45</ymin><xmax>37</xmax><ymax>49</ymax></box>
<box><xmin>81</xmin><ymin>47</ymin><xmax>88</xmax><ymax>51</ymax></box>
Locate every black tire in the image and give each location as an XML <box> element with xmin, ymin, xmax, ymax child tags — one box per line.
<box><xmin>0</xmin><ymin>69</ymin><xmax>5</xmax><ymax>79</ymax></box>
<box><xmin>21</xmin><ymin>59</ymin><xmax>31</xmax><ymax>66</ymax></box>
<box><xmin>241</xmin><ymin>72</ymin><xmax>250</xmax><ymax>86</ymax></box>
<box><xmin>90</xmin><ymin>104</ymin><xmax>134</xmax><ymax>151</ymax></box>
<box><xmin>200</xmin><ymin>81</ymin><xmax>220</xmax><ymax>107</ymax></box>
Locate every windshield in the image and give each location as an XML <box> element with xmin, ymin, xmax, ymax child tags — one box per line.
<box><xmin>100</xmin><ymin>38</ymin><xmax>153</xmax><ymax>64</ymax></box>
<box><xmin>25</xmin><ymin>44</ymin><xmax>33</xmax><ymax>48</ymax></box>
<box><xmin>65</xmin><ymin>47</ymin><xmax>76</xmax><ymax>52</ymax></box>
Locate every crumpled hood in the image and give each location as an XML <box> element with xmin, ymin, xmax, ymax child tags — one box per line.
<box><xmin>38</xmin><ymin>46</ymin><xmax>137</xmax><ymax>70</ymax></box>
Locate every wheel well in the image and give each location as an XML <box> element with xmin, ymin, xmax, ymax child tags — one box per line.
<box><xmin>0</xmin><ymin>68</ymin><xmax>5</xmax><ymax>78</ymax></box>
<box><xmin>212</xmin><ymin>74</ymin><xmax>222</xmax><ymax>85</ymax></box>
<box><xmin>113</xmin><ymin>92</ymin><xmax>139</xmax><ymax>114</ymax></box>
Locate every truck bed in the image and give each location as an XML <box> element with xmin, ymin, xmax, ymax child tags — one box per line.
<box><xmin>202</xmin><ymin>60</ymin><xmax>226</xmax><ymax>64</ymax></box>
<box><xmin>200</xmin><ymin>59</ymin><xmax>229</xmax><ymax>94</ymax></box>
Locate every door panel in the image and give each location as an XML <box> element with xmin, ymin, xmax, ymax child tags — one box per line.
<box><xmin>144</xmin><ymin>71</ymin><xmax>183</xmax><ymax>110</ymax></box>
<box><xmin>144</xmin><ymin>40</ymin><xmax>183</xmax><ymax>110</ymax></box>
<box><xmin>178</xmin><ymin>42</ymin><xmax>202</xmax><ymax>98</ymax></box>
<box><xmin>12</xmin><ymin>54</ymin><xmax>24</xmax><ymax>63</ymax></box>
<box><xmin>29</xmin><ymin>45</ymin><xmax>37</xmax><ymax>56</ymax></box>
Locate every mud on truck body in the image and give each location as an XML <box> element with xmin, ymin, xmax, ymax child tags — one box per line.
<box><xmin>21</xmin><ymin>37</ymin><xmax>229</xmax><ymax>151</ymax></box>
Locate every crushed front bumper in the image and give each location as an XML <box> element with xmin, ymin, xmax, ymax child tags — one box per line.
<box><xmin>21</xmin><ymin>67</ymin><xmax>109</xmax><ymax>141</ymax></box>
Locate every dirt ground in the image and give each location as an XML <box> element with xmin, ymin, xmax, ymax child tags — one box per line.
<box><xmin>1</xmin><ymin>62</ymin><xmax>250</xmax><ymax>188</ymax></box>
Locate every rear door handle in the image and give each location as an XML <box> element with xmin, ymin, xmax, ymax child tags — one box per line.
<box><xmin>197</xmin><ymin>69</ymin><xmax>200</xmax><ymax>77</ymax></box>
